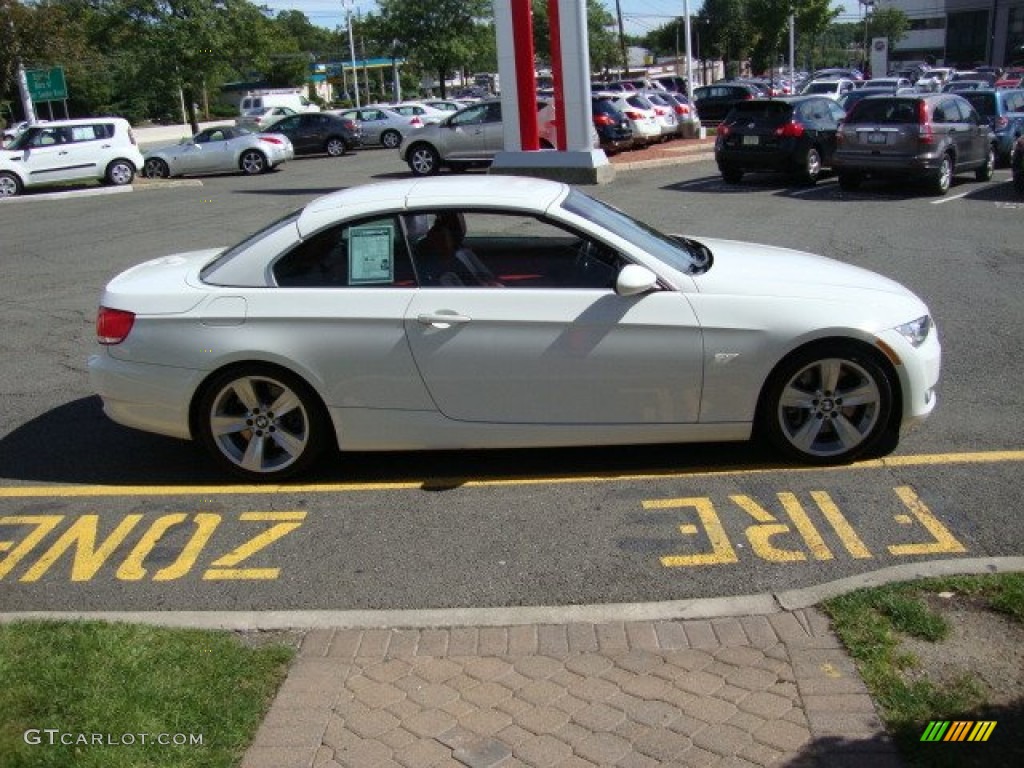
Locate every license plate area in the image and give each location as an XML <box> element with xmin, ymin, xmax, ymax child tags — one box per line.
<box><xmin>742</xmin><ymin>135</ymin><xmax>760</xmax><ymax>146</ymax></box>
<box><xmin>867</xmin><ymin>132</ymin><xmax>887</xmax><ymax>145</ymax></box>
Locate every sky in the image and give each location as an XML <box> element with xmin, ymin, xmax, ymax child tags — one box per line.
<box><xmin>257</xmin><ymin>1</ymin><xmax>866</xmax><ymax>39</ymax></box>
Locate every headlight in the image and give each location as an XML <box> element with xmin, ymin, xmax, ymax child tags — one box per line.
<box><xmin>894</xmin><ymin>315</ymin><xmax>933</xmax><ymax>347</ymax></box>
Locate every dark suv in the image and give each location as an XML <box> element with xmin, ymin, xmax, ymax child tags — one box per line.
<box><xmin>832</xmin><ymin>93</ymin><xmax>995</xmax><ymax>194</ymax></box>
<box><xmin>692</xmin><ymin>83</ymin><xmax>760</xmax><ymax>122</ymax></box>
<box><xmin>591</xmin><ymin>95</ymin><xmax>634</xmax><ymax>154</ymax></box>
<box><xmin>715</xmin><ymin>96</ymin><xmax>847</xmax><ymax>185</ymax></box>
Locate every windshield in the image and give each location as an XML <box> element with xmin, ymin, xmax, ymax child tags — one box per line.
<box><xmin>561</xmin><ymin>189</ymin><xmax>710</xmax><ymax>275</ymax></box>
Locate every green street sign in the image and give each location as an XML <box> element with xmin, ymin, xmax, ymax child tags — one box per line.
<box><xmin>26</xmin><ymin>67</ymin><xmax>68</xmax><ymax>102</ymax></box>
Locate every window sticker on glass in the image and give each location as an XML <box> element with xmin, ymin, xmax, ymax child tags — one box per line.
<box><xmin>348</xmin><ymin>223</ymin><xmax>395</xmax><ymax>285</ymax></box>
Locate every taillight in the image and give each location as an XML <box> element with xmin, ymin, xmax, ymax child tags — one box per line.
<box><xmin>624</xmin><ymin>110</ymin><xmax>643</xmax><ymax>120</ymax></box>
<box><xmin>594</xmin><ymin>113</ymin><xmax>616</xmax><ymax>126</ymax></box>
<box><xmin>742</xmin><ymin>93</ymin><xmax>753</xmax><ymax>100</ymax></box>
<box><xmin>718</xmin><ymin>123</ymin><xmax>731</xmax><ymax>137</ymax></box>
<box><xmin>260</xmin><ymin>136</ymin><xmax>284</xmax><ymax>145</ymax></box>
<box><xmin>775</xmin><ymin>121</ymin><xmax>805</xmax><ymax>138</ymax></box>
<box><xmin>918</xmin><ymin>100</ymin><xmax>935</xmax><ymax>145</ymax></box>
<box><xmin>674</xmin><ymin>104</ymin><xmax>691</xmax><ymax>116</ymax></box>
<box><xmin>97</xmin><ymin>307</ymin><xmax>135</xmax><ymax>345</ymax></box>
<box><xmin>654</xmin><ymin>107</ymin><xmax>668</xmax><ymax>116</ymax></box>
<box><xmin>410</xmin><ymin>116</ymin><xmax>423</xmax><ymax>127</ymax></box>
<box><xmin>994</xmin><ymin>116</ymin><xmax>1009</xmax><ymax>130</ymax></box>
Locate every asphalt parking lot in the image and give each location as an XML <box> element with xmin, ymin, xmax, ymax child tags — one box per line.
<box><xmin>0</xmin><ymin>146</ymin><xmax>1021</xmax><ymax>613</ymax></box>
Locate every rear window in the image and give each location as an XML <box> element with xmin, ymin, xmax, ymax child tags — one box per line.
<box><xmin>729</xmin><ymin>101</ymin><xmax>793</xmax><ymax>117</ymax></box>
<box><xmin>847</xmin><ymin>98</ymin><xmax>920</xmax><ymax>124</ymax></box>
<box><xmin>961</xmin><ymin>93</ymin><xmax>996</xmax><ymax>116</ymax></box>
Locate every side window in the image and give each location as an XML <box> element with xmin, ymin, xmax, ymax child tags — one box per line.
<box><xmin>933</xmin><ymin>100</ymin><xmax>955</xmax><ymax>124</ymax></box>
<box><xmin>273</xmin><ymin>215</ymin><xmax>415</xmax><ymax>288</ymax></box>
<box><xmin>407</xmin><ymin>210</ymin><xmax>622</xmax><ymax>289</ymax></box>
<box><xmin>451</xmin><ymin>105</ymin><xmax>488</xmax><ymax>126</ymax></box>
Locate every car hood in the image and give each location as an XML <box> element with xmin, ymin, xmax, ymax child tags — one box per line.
<box><xmin>690</xmin><ymin>237</ymin><xmax>925</xmax><ymax>307</ymax></box>
<box><xmin>102</xmin><ymin>249</ymin><xmax>220</xmax><ymax>314</ymax></box>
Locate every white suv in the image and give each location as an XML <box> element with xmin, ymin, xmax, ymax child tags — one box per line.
<box><xmin>0</xmin><ymin>117</ymin><xmax>144</xmax><ymax>197</ymax></box>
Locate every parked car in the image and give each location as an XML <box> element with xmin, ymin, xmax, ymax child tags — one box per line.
<box><xmin>399</xmin><ymin>98</ymin><xmax>583</xmax><ymax>175</ymax></box>
<box><xmin>422</xmin><ymin>100</ymin><xmax>463</xmax><ymax>112</ymax></box>
<box><xmin>391</xmin><ymin>101</ymin><xmax>449</xmax><ymax>124</ymax></box>
<box><xmin>716</xmin><ymin>95</ymin><xmax>847</xmax><ymax>185</ymax></box>
<box><xmin>640</xmin><ymin>91</ymin><xmax>680</xmax><ymax>139</ymax></box>
<box><xmin>692</xmin><ymin>83</ymin><xmax>760</xmax><ymax>122</ymax></box>
<box><xmin>837</xmin><ymin>88</ymin><xmax>892</xmax><ymax>113</ymax></box>
<box><xmin>142</xmin><ymin>125</ymin><xmax>293</xmax><ymax>178</ymax></box>
<box><xmin>832</xmin><ymin>93</ymin><xmax>995</xmax><ymax>194</ymax></box>
<box><xmin>942</xmin><ymin>80</ymin><xmax>990</xmax><ymax>93</ymax></box>
<box><xmin>915</xmin><ymin>68</ymin><xmax>955</xmax><ymax>92</ymax></box>
<box><xmin>800</xmin><ymin>78</ymin><xmax>857</xmax><ymax>99</ymax></box>
<box><xmin>810</xmin><ymin>67</ymin><xmax>864</xmax><ymax>82</ymax></box>
<box><xmin>1012</xmin><ymin>135</ymin><xmax>1024</xmax><ymax>194</ymax></box>
<box><xmin>399</xmin><ymin>99</ymin><xmax>504</xmax><ymax>175</ymax></box>
<box><xmin>2</xmin><ymin>119</ymin><xmax>42</xmax><ymax>145</ymax></box>
<box><xmin>236</xmin><ymin>106</ymin><xmax>297</xmax><ymax>130</ymax></box>
<box><xmin>590</xmin><ymin>94</ymin><xmax>634</xmax><ymax>153</ymax></box>
<box><xmin>662</xmin><ymin>92</ymin><xmax>702</xmax><ymax>137</ymax></box>
<box><xmin>603</xmin><ymin>92</ymin><xmax>662</xmax><ymax>145</ymax></box>
<box><xmin>535</xmin><ymin>101</ymin><xmax>600</xmax><ymax>150</ymax></box>
<box><xmin>0</xmin><ymin>117</ymin><xmax>144</xmax><ymax>197</ymax></box>
<box><xmin>88</xmin><ymin>175</ymin><xmax>940</xmax><ymax>480</ymax></box>
<box><xmin>336</xmin><ymin>105</ymin><xmax>423</xmax><ymax>149</ymax></box>
<box><xmin>863</xmin><ymin>77</ymin><xmax>913</xmax><ymax>93</ymax></box>
<box><xmin>956</xmin><ymin>88</ymin><xmax>1024</xmax><ymax>165</ymax></box>
<box><xmin>261</xmin><ymin>112</ymin><xmax>361</xmax><ymax>157</ymax></box>
<box><xmin>996</xmin><ymin>69</ymin><xmax>1024</xmax><ymax>88</ymax></box>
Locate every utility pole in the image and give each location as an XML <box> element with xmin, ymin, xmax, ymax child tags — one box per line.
<box><xmin>343</xmin><ymin>0</ymin><xmax>359</xmax><ymax>107</ymax></box>
<box><xmin>3</xmin><ymin>0</ymin><xmax>37</xmax><ymax>123</ymax></box>
<box><xmin>614</xmin><ymin>0</ymin><xmax>628</xmax><ymax>76</ymax></box>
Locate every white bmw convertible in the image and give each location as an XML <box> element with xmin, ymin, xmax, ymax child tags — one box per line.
<box><xmin>89</xmin><ymin>176</ymin><xmax>940</xmax><ymax>480</ymax></box>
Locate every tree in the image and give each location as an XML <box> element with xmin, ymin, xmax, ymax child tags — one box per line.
<box><xmin>369</xmin><ymin>0</ymin><xmax>491</xmax><ymax>98</ymax></box>
<box><xmin>867</xmin><ymin>7</ymin><xmax>909</xmax><ymax>51</ymax></box>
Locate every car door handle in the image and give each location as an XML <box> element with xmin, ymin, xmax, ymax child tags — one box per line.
<box><xmin>417</xmin><ymin>312</ymin><xmax>471</xmax><ymax>328</ymax></box>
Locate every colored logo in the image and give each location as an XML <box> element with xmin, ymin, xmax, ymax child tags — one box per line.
<box><xmin>920</xmin><ymin>721</ymin><xmax>997</xmax><ymax>742</ymax></box>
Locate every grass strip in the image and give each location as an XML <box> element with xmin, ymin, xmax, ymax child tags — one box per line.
<box><xmin>823</xmin><ymin>573</ymin><xmax>1024</xmax><ymax>767</ymax></box>
<box><xmin>0</xmin><ymin>620</ymin><xmax>294</xmax><ymax>768</ymax></box>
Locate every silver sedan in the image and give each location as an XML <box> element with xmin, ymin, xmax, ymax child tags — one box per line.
<box><xmin>335</xmin><ymin>106</ymin><xmax>424</xmax><ymax>149</ymax></box>
<box><xmin>142</xmin><ymin>126</ymin><xmax>294</xmax><ymax>178</ymax></box>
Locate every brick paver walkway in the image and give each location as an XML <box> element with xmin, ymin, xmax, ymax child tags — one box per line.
<box><xmin>241</xmin><ymin>608</ymin><xmax>903</xmax><ymax>768</ymax></box>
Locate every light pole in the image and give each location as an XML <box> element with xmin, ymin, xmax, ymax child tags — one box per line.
<box><xmin>343</xmin><ymin>0</ymin><xmax>359</xmax><ymax>107</ymax></box>
<box><xmin>860</xmin><ymin>0</ymin><xmax>874</xmax><ymax>75</ymax></box>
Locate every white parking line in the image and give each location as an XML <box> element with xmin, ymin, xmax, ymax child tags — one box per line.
<box><xmin>931</xmin><ymin>191</ymin><xmax>972</xmax><ymax>205</ymax></box>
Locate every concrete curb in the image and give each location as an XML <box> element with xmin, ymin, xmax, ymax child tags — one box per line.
<box><xmin>3</xmin><ymin>557</ymin><xmax>1021</xmax><ymax>631</ymax></box>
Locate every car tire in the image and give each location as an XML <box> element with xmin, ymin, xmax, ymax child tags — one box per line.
<box><xmin>1015</xmin><ymin>169</ymin><xmax>1024</xmax><ymax>195</ymax></box>
<box><xmin>143</xmin><ymin>158</ymin><xmax>170</xmax><ymax>179</ymax></box>
<box><xmin>975</xmin><ymin>145</ymin><xmax>994</xmax><ymax>181</ymax></box>
<box><xmin>407</xmin><ymin>143</ymin><xmax>440</xmax><ymax>176</ymax></box>
<box><xmin>105</xmin><ymin>159</ymin><xmax>136</xmax><ymax>186</ymax></box>
<box><xmin>240</xmin><ymin>149</ymin><xmax>267</xmax><ymax>175</ymax></box>
<box><xmin>195</xmin><ymin>365</ymin><xmax>329</xmax><ymax>481</ymax></box>
<box><xmin>837</xmin><ymin>171</ymin><xmax>861</xmax><ymax>190</ymax></box>
<box><xmin>721</xmin><ymin>166</ymin><xmax>743</xmax><ymax>184</ymax></box>
<box><xmin>381</xmin><ymin>130</ymin><xmax>402</xmax><ymax>149</ymax></box>
<box><xmin>799</xmin><ymin>147</ymin><xmax>822</xmax><ymax>185</ymax></box>
<box><xmin>325</xmin><ymin>137</ymin><xmax>347</xmax><ymax>157</ymax></box>
<box><xmin>930</xmin><ymin>152</ymin><xmax>953</xmax><ymax>194</ymax></box>
<box><xmin>760</xmin><ymin>342</ymin><xmax>894</xmax><ymax>465</ymax></box>
<box><xmin>0</xmin><ymin>171</ymin><xmax>22</xmax><ymax>197</ymax></box>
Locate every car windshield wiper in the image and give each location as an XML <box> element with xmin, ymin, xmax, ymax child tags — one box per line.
<box><xmin>670</xmin><ymin>235</ymin><xmax>714</xmax><ymax>274</ymax></box>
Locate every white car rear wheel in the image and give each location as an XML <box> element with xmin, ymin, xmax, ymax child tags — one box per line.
<box><xmin>196</xmin><ymin>366</ymin><xmax>328</xmax><ymax>480</ymax></box>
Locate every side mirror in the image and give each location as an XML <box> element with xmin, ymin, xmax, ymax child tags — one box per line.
<box><xmin>615</xmin><ymin>264</ymin><xmax>658</xmax><ymax>297</ymax></box>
